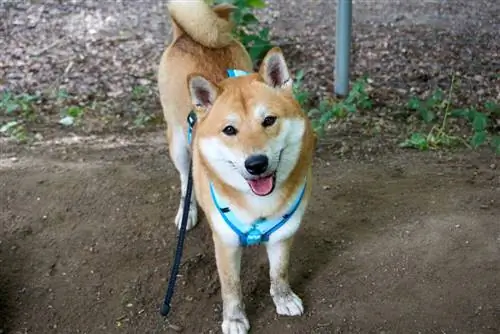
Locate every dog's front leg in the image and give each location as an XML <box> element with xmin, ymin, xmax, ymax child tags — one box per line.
<box><xmin>266</xmin><ymin>237</ymin><xmax>304</xmax><ymax>316</ymax></box>
<box><xmin>213</xmin><ymin>235</ymin><xmax>249</xmax><ymax>334</ymax></box>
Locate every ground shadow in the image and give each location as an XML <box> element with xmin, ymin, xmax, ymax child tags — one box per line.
<box><xmin>0</xmin><ymin>237</ymin><xmax>28</xmax><ymax>333</ymax></box>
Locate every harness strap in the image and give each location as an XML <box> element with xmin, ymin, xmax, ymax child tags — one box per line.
<box><xmin>210</xmin><ymin>181</ymin><xmax>307</xmax><ymax>246</ymax></box>
<box><xmin>261</xmin><ymin>184</ymin><xmax>306</xmax><ymax>240</ymax></box>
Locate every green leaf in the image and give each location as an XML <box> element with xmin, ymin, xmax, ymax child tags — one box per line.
<box><xmin>294</xmin><ymin>69</ymin><xmax>305</xmax><ymax>83</ymax></box>
<box><xmin>0</xmin><ymin>120</ymin><xmax>19</xmax><ymax>134</ymax></box>
<box><xmin>66</xmin><ymin>106</ymin><xmax>84</xmax><ymax>118</ymax></box>
<box><xmin>484</xmin><ymin>101</ymin><xmax>500</xmax><ymax>115</ymax></box>
<box><xmin>427</xmin><ymin>89</ymin><xmax>444</xmax><ymax>107</ymax></box>
<box><xmin>19</xmin><ymin>93</ymin><xmax>38</xmax><ymax>102</ymax></box>
<box><xmin>407</xmin><ymin>97</ymin><xmax>422</xmax><ymax>111</ymax></box>
<box><xmin>246</xmin><ymin>0</ymin><xmax>266</xmax><ymax>8</ymax></box>
<box><xmin>6</xmin><ymin>103</ymin><xmax>19</xmax><ymax>114</ymax></box>
<box><xmin>333</xmin><ymin>105</ymin><xmax>347</xmax><ymax>118</ymax></box>
<box><xmin>20</xmin><ymin>101</ymin><xmax>32</xmax><ymax>113</ymax></box>
<box><xmin>240</xmin><ymin>34</ymin><xmax>259</xmax><ymax>45</ymax></box>
<box><xmin>248</xmin><ymin>44</ymin><xmax>271</xmax><ymax>62</ymax></box>
<box><xmin>318</xmin><ymin>100</ymin><xmax>331</xmax><ymax>111</ymax></box>
<box><xmin>491</xmin><ymin>136</ymin><xmax>500</xmax><ymax>154</ymax></box>
<box><xmin>258</xmin><ymin>27</ymin><xmax>270</xmax><ymax>39</ymax></box>
<box><xmin>294</xmin><ymin>90</ymin><xmax>310</xmax><ymax>108</ymax></box>
<box><xmin>241</xmin><ymin>13</ymin><xmax>258</xmax><ymax>25</ymax></box>
<box><xmin>450</xmin><ymin>108</ymin><xmax>471</xmax><ymax>119</ymax></box>
<box><xmin>313</xmin><ymin>124</ymin><xmax>325</xmax><ymax>137</ymax></box>
<box><xmin>470</xmin><ymin>131</ymin><xmax>487</xmax><ymax>148</ymax></box>
<box><xmin>57</xmin><ymin>89</ymin><xmax>69</xmax><ymax>100</ymax></box>
<box><xmin>472</xmin><ymin>112</ymin><xmax>488</xmax><ymax>132</ymax></box>
<box><xmin>344</xmin><ymin>104</ymin><xmax>357</xmax><ymax>114</ymax></box>
<box><xmin>399</xmin><ymin>132</ymin><xmax>429</xmax><ymax>150</ymax></box>
<box><xmin>358</xmin><ymin>98</ymin><xmax>373</xmax><ymax>110</ymax></box>
<box><xmin>319</xmin><ymin>109</ymin><xmax>333</xmax><ymax>124</ymax></box>
<box><xmin>420</xmin><ymin>109</ymin><xmax>435</xmax><ymax>123</ymax></box>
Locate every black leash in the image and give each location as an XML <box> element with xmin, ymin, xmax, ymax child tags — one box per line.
<box><xmin>160</xmin><ymin>111</ymin><xmax>197</xmax><ymax>317</ymax></box>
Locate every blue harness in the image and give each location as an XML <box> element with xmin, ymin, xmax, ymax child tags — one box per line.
<box><xmin>187</xmin><ymin>68</ymin><xmax>306</xmax><ymax>246</ymax></box>
<box><xmin>210</xmin><ymin>182</ymin><xmax>306</xmax><ymax>246</ymax></box>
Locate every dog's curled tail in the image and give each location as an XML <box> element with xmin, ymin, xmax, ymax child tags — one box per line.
<box><xmin>167</xmin><ymin>0</ymin><xmax>236</xmax><ymax>48</ymax></box>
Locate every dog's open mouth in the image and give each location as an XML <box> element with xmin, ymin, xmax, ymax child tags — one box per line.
<box><xmin>247</xmin><ymin>173</ymin><xmax>276</xmax><ymax>197</ymax></box>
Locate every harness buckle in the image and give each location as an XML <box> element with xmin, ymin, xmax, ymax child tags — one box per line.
<box><xmin>245</xmin><ymin>227</ymin><xmax>262</xmax><ymax>246</ymax></box>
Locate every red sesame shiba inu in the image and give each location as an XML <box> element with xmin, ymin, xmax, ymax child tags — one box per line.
<box><xmin>158</xmin><ymin>1</ymin><xmax>315</xmax><ymax>333</ymax></box>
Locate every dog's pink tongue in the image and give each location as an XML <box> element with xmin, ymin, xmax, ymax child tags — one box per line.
<box><xmin>248</xmin><ymin>176</ymin><xmax>274</xmax><ymax>196</ymax></box>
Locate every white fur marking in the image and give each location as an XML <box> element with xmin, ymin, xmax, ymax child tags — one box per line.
<box><xmin>200</xmin><ymin>137</ymin><xmax>249</xmax><ymax>193</ymax></box>
<box><xmin>226</xmin><ymin>113</ymin><xmax>241</xmax><ymax>124</ymax></box>
<box><xmin>171</xmin><ymin>127</ymin><xmax>198</xmax><ymax>230</ymax></box>
<box><xmin>253</xmin><ymin>104</ymin><xmax>267</xmax><ymax>119</ymax></box>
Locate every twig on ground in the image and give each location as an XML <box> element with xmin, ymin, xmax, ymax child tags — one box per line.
<box><xmin>31</xmin><ymin>40</ymin><xmax>64</xmax><ymax>57</ymax></box>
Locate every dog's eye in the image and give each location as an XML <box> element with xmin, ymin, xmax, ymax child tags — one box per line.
<box><xmin>262</xmin><ymin>116</ymin><xmax>277</xmax><ymax>127</ymax></box>
<box><xmin>222</xmin><ymin>125</ymin><xmax>238</xmax><ymax>136</ymax></box>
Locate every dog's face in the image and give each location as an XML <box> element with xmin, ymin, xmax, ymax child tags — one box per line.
<box><xmin>189</xmin><ymin>48</ymin><xmax>308</xmax><ymax>197</ymax></box>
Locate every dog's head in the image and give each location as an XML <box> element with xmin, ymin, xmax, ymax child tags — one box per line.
<box><xmin>188</xmin><ymin>48</ymin><xmax>313</xmax><ymax>197</ymax></box>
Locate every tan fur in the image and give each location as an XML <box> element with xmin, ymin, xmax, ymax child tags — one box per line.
<box><xmin>167</xmin><ymin>1</ymin><xmax>236</xmax><ymax>48</ymax></box>
<box><xmin>158</xmin><ymin>1</ymin><xmax>315</xmax><ymax>333</ymax></box>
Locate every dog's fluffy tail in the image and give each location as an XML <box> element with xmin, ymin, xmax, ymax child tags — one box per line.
<box><xmin>167</xmin><ymin>0</ymin><xmax>236</xmax><ymax>48</ymax></box>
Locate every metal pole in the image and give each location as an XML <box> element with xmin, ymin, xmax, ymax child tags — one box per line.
<box><xmin>334</xmin><ymin>0</ymin><xmax>353</xmax><ymax>97</ymax></box>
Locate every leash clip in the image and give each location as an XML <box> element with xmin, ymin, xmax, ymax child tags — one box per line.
<box><xmin>187</xmin><ymin>110</ymin><xmax>197</xmax><ymax>127</ymax></box>
<box><xmin>187</xmin><ymin>110</ymin><xmax>197</xmax><ymax>145</ymax></box>
<box><xmin>244</xmin><ymin>227</ymin><xmax>263</xmax><ymax>246</ymax></box>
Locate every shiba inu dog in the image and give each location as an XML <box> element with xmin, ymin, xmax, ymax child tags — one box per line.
<box><xmin>157</xmin><ymin>1</ymin><xmax>315</xmax><ymax>333</ymax></box>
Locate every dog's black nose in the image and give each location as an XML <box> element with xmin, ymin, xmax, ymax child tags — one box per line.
<box><xmin>244</xmin><ymin>154</ymin><xmax>269</xmax><ymax>175</ymax></box>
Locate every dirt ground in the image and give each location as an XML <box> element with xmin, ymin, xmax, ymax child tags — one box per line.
<box><xmin>1</xmin><ymin>0</ymin><xmax>500</xmax><ymax>333</ymax></box>
<box><xmin>1</xmin><ymin>134</ymin><xmax>499</xmax><ymax>334</ymax></box>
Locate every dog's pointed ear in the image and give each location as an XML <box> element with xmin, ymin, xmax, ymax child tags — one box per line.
<box><xmin>259</xmin><ymin>47</ymin><xmax>292</xmax><ymax>91</ymax></box>
<box><xmin>187</xmin><ymin>74</ymin><xmax>220</xmax><ymax>112</ymax></box>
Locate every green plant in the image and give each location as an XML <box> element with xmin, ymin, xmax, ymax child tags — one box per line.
<box><xmin>59</xmin><ymin>105</ymin><xmax>85</xmax><ymax>126</ymax></box>
<box><xmin>212</xmin><ymin>0</ymin><xmax>272</xmax><ymax>63</ymax></box>
<box><xmin>0</xmin><ymin>90</ymin><xmax>40</xmax><ymax>119</ymax></box>
<box><xmin>131</xmin><ymin>85</ymin><xmax>149</xmax><ymax>101</ymax></box>
<box><xmin>56</xmin><ymin>88</ymin><xmax>70</xmax><ymax>100</ymax></box>
<box><xmin>132</xmin><ymin>112</ymin><xmax>156</xmax><ymax>129</ymax></box>
<box><xmin>0</xmin><ymin>120</ymin><xmax>28</xmax><ymax>142</ymax></box>
<box><xmin>401</xmin><ymin>76</ymin><xmax>463</xmax><ymax>150</ymax></box>
<box><xmin>406</xmin><ymin>89</ymin><xmax>444</xmax><ymax>124</ymax></box>
<box><xmin>307</xmin><ymin>77</ymin><xmax>373</xmax><ymax>136</ymax></box>
<box><xmin>450</xmin><ymin>105</ymin><xmax>500</xmax><ymax>153</ymax></box>
<box><xmin>292</xmin><ymin>69</ymin><xmax>310</xmax><ymax>109</ymax></box>
<box><xmin>0</xmin><ymin>90</ymin><xmax>41</xmax><ymax>142</ymax></box>
<box><xmin>401</xmin><ymin>75</ymin><xmax>500</xmax><ymax>154</ymax></box>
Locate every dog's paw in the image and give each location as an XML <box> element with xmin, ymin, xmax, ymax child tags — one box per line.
<box><xmin>222</xmin><ymin>304</ymin><xmax>249</xmax><ymax>334</ymax></box>
<box><xmin>222</xmin><ymin>316</ymin><xmax>250</xmax><ymax>334</ymax></box>
<box><xmin>174</xmin><ymin>199</ymin><xmax>197</xmax><ymax>231</ymax></box>
<box><xmin>272</xmin><ymin>290</ymin><xmax>304</xmax><ymax>316</ymax></box>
